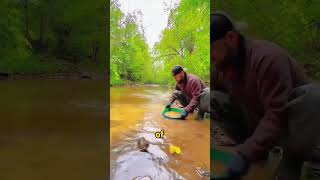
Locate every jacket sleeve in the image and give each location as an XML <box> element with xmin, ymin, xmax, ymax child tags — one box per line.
<box><xmin>169</xmin><ymin>84</ymin><xmax>179</xmax><ymax>103</ymax></box>
<box><xmin>183</xmin><ymin>79</ymin><xmax>202</xmax><ymax>112</ymax></box>
<box><xmin>237</xmin><ymin>54</ymin><xmax>292</xmax><ymax>161</ymax></box>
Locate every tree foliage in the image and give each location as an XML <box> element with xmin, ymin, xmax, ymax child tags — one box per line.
<box><xmin>110</xmin><ymin>0</ymin><xmax>153</xmax><ymax>85</ymax></box>
<box><xmin>153</xmin><ymin>0</ymin><xmax>210</xmax><ymax>85</ymax></box>
<box><xmin>0</xmin><ymin>0</ymin><xmax>107</xmax><ymax>73</ymax></box>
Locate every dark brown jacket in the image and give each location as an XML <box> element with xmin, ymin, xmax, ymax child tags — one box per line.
<box><xmin>215</xmin><ymin>39</ymin><xmax>310</xmax><ymax>161</ymax></box>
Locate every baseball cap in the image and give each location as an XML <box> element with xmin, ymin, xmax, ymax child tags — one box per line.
<box><xmin>210</xmin><ymin>11</ymin><xmax>248</xmax><ymax>42</ymax></box>
<box><xmin>171</xmin><ymin>65</ymin><xmax>184</xmax><ymax>76</ymax></box>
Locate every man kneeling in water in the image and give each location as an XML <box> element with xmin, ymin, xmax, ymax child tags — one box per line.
<box><xmin>166</xmin><ymin>65</ymin><xmax>210</xmax><ymax>120</ymax></box>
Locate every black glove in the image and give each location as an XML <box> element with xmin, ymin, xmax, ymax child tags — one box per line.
<box><xmin>180</xmin><ymin>109</ymin><xmax>189</xmax><ymax>119</ymax></box>
<box><xmin>226</xmin><ymin>152</ymin><xmax>250</xmax><ymax>178</ymax></box>
<box><xmin>165</xmin><ymin>103</ymin><xmax>172</xmax><ymax>109</ymax></box>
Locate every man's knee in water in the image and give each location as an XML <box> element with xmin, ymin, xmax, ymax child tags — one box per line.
<box><xmin>195</xmin><ymin>110</ymin><xmax>206</xmax><ymax>120</ymax></box>
<box><xmin>199</xmin><ymin>88</ymin><xmax>210</xmax><ymax>113</ymax></box>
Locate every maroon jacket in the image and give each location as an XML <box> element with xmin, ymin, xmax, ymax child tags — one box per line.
<box><xmin>215</xmin><ymin>39</ymin><xmax>310</xmax><ymax>161</ymax></box>
<box><xmin>174</xmin><ymin>73</ymin><xmax>206</xmax><ymax>112</ymax></box>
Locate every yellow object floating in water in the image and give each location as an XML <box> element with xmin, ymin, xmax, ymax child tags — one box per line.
<box><xmin>169</xmin><ymin>144</ymin><xmax>181</xmax><ymax>154</ymax></box>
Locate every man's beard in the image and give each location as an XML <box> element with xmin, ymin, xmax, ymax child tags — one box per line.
<box><xmin>216</xmin><ymin>48</ymin><xmax>238</xmax><ymax>71</ymax></box>
<box><xmin>177</xmin><ymin>75</ymin><xmax>186</xmax><ymax>84</ymax></box>
<box><xmin>216</xmin><ymin>35</ymin><xmax>246</xmax><ymax>73</ymax></box>
<box><xmin>177</xmin><ymin>78</ymin><xmax>184</xmax><ymax>84</ymax></box>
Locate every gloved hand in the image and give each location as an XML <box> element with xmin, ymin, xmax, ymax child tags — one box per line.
<box><xmin>226</xmin><ymin>151</ymin><xmax>250</xmax><ymax>178</ymax></box>
<box><xmin>180</xmin><ymin>109</ymin><xmax>189</xmax><ymax>119</ymax></box>
<box><xmin>165</xmin><ymin>102</ymin><xmax>172</xmax><ymax>109</ymax></box>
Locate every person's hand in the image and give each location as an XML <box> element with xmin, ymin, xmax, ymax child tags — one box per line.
<box><xmin>181</xmin><ymin>109</ymin><xmax>188</xmax><ymax>119</ymax></box>
<box><xmin>226</xmin><ymin>151</ymin><xmax>250</xmax><ymax>178</ymax></box>
<box><xmin>165</xmin><ymin>103</ymin><xmax>172</xmax><ymax>109</ymax></box>
<box><xmin>176</xmin><ymin>102</ymin><xmax>184</xmax><ymax>108</ymax></box>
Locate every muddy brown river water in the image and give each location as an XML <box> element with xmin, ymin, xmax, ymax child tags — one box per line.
<box><xmin>110</xmin><ymin>86</ymin><xmax>210</xmax><ymax>180</ymax></box>
<box><xmin>0</xmin><ymin>79</ymin><xmax>282</xmax><ymax>180</ymax></box>
<box><xmin>0</xmin><ymin>79</ymin><xmax>107</xmax><ymax>180</ymax></box>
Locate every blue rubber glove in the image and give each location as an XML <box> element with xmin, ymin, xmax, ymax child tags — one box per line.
<box><xmin>226</xmin><ymin>151</ymin><xmax>250</xmax><ymax>178</ymax></box>
<box><xmin>181</xmin><ymin>109</ymin><xmax>189</xmax><ymax>119</ymax></box>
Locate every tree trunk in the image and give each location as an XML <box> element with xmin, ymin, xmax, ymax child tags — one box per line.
<box><xmin>25</xmin><ymin>0</ymin><xmax>30</xmax><ymax>40</ymax></box>
<box><xmin>92</xmin><ymin>41</ymin><xmax>100</xmax><ymax>64</ymax></box>
<box><xmin>39</xmin><ymin>14</ymin><xmax>44</xmax><ymax>47</ymax></box>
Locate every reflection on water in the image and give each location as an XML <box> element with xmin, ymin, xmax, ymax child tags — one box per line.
<box><xmin>110</xmin><ymin>86</ymin><xmax>210</xmax><ymax>180</ymax></box>
<box><xmin>0</xmin><ymin>79</ymin><xmax>107</xmax><ymax>180</ymax></box>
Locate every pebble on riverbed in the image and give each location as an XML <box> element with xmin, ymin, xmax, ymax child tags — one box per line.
<box><xmin>137</xmin><ymin>137</ymin><xmax>150</xmax><ymax>152</ymax></box>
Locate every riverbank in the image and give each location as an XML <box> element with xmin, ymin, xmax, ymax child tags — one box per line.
<box><xmin>111</xmin><ymin>81</ymin><xmax>210</xmax><ymax>87</ymax></box>
<box><xmin>0</xmin><ymin>72</ymin><xmax>106</xmax><ymax>81</ymax></box>
<box><xmin>111</xmin><ymin>82</ymin><xmax>170</xmax><ymax>88</ymax></box>
<box><xmin>0</xmin><ymin>53</ymin><xmax>107</xmax><ymax>80</ymax></box>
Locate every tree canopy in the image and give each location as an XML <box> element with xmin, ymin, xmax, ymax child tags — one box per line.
<box><xmin>110</xmin><ymin>0</ymin><xmax>210</xmax><ymax>85</ymax></box>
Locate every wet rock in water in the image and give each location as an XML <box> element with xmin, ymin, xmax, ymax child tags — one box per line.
<box><xmin>137</xmin><ymin>137</ymin><xmax>149</xmax><ymax>152</ymax></box>
<box><xmin>132</xmin><ymin>175</ymin><xmax>152</xmax><ymax>180</ymax></box>
<box><xmin>196</xmin><ymin>167</ymin><xmax>210</xmax><ymax>179</ymax></box>
<box><xmin>112</xmin><ymin>150</ymin><xmax>180</xmax><ymax>179</ymax></box>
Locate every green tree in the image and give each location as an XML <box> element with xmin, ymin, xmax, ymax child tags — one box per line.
<box><xmin>153</xmin><ymin>0</ymin><xmax>210</xmax><ymax>84</ymax></box>
<box><xmin>110</xmin><ymin>0</ymin><xmax>152</xmax><ymax>85</ymax></box>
